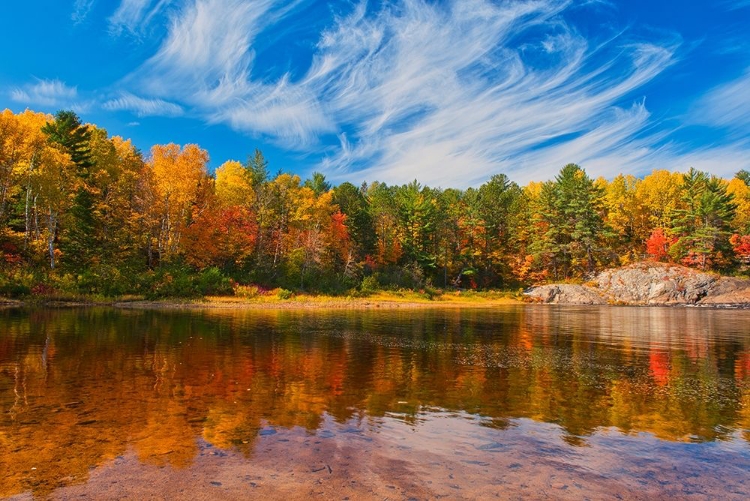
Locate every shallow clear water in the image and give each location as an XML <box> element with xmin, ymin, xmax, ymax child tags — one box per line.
<box><xmin>0</xmin><ymin>305</ymin><xmax>749</xmax><ymax>499</ymax></box>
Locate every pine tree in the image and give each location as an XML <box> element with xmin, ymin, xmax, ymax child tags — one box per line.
<box><xmin>531</xmin><ymin>164</ymin><xmax>609</xmax><ymax>279</ymax></box>
<box><xmin>41</xmin><ymin>111</ymin><xmax>93</xmax><ymax>176</ymax></box>
<box><xmin>245</xmin><ymin>148</ymin><xmax>269</xmax><ymax>186</ymax></box>
<box><xmin>304</xmin><ymin>172</ymin><xmax>331</xmax><ymax>196</ymax></box>
<box><xmin>476</xmin><ymin>174</ymin><xmax>521</xmax><ymax>285</ymax></box>
<box><xmin>736</xmin><ymin>169</ymin><xmax>750</xmax><ymax>187</ymax></box>
<box><xmin>395</xmin><ymin>180</ymin><xmax>438</xmax><ymax>271</ymax></box>
<box><xmin>669</xmin><ymin>168</ymin><xmax>736</xmax><ymax>269</ymax></box>
<box><xmin>41</xmin><ymin>110</ymin><xmax>96</xmax><ymax>269</ymax></box>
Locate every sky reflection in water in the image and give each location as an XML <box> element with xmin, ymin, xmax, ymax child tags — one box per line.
<box><xmin>0</xmin><ymin>306</ymin><xmax>749</xmax><ymax>499</ymax></box>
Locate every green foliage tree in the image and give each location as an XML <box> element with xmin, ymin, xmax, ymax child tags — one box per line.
<box><xmin>395</xmin><ymin>180</ymin><xmax>438</xmax><ymax>271</ymax></box>
<box><xmin>476</xmin><ymin>174</ymin><xmax>522</xmax><ymax>285</ymax></box>
<box><xmin>41</xmin><ymin>111</ymin><xmax>93</xmax><ymax>175</ymax></box>
<box><xmin>530</xmin><ymin>164</ymin><xmax>609</xmax><ymax>280</ymax></box>
<box><xmin>332</xmin><ymin>182</ymin><xmax>375</xmax><ymax>260</ymax></box>
<box><xmin>736</xmin><ymin>169</ymin><xmax>750</xmax><ymax>187</ymax></box>
<box><xmin>41</xmin><ymin>110</ymin><xmax>98</xmax><ymax>269</ymax></box>
<box><xmin>245</xmin><ymin>148</ymin><xmax>269</xmax><ymax>186</ymax></box>
<box><xmin>434</xmin><ymin>187</ymin><xmax>469</xmax><ymax>287</ymax></box>
<box><xmin>304</xmin><ymin>172</ymin><xmax>331</xmax><ymax>196</ymax></box>
<box><xmin>669</xmin><ymin>168</ymin><xmax>736</xmax><ymax>269</ymax></box>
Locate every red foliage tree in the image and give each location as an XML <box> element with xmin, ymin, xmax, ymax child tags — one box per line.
<box><xmin>645</xmin><ymin>228</ymin><xmax>675</xmax><ymax>261</ymax></box>
<box><xmin>183</xmin><ymin>205</ymin><xmax>257</xmax><ymax>269</ymax></box>
<box><xmin>730</xmin><ymin>234</ymin><xmax>750</xmax><ymax>264</ymax></box>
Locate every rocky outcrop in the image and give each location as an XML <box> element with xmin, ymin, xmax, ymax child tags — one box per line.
<box><xmin>596</xmin><ymin>263</ymin><xmax>716</xmax><ymax>305</ymax></box>
<box><xmin>700</xmin><ymin>277</ymin><xmax>750</xmax><ymax>305</ymax></box>
<box><xmin>524</xmin><ymin>284</ymin><xmax>606</xmax><ymax>305</ymax></box>
<box><xmin>525</xmin><ymin>262</ymin><xmax>750</xmax><ymax>307</ymax></box>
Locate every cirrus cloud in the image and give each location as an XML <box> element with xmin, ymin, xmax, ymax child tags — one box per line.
<box><xmin>109</xmin><ymin>0</ymin><xmax>749</xmax><ymax>185</ymax></box>
<box><xmin>11</xmin><ymin>78</ymin><xmax>79</xmax><ymax>108</ymax></box>
<box><xmin>103</xmin><ymin>92</ymin><xmax>184</xmax><ymax>117</ymax></box>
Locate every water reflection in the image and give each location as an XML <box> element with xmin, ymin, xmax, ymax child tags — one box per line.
<box><xmin>0</xmin><ymin>306</ymin><xmax>749</xmax><ymax>498</ymax></box>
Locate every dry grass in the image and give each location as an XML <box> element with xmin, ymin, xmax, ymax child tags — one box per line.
<box><xmin>117</xmin><ymin>290</ymin><xmax>524</xmax><ymax>310</ymax></box>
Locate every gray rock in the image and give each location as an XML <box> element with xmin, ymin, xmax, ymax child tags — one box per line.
<box><xmin>525</xmin><ymin>284</ymin><xmax>606</xmax><ymax>305</ymax></box>
<box><xmin>699</xmin><ymin>277</ymin><xmax>750</xmax><ymax>305</ymax></box>
<box><xmin>596</xmin><ymin>263</ymin><xmax>716</xmax><ymax>305</ymax></box>
<box><xmin>526</xmin><ymin>262</ymin><xmax>750</xmax><ymax>307</ymax></box>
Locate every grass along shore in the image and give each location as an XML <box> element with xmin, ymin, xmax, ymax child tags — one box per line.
<box><xmin>0</xmin><ymin>289</ymin><xmax>525</xmax><ymax>309</ymax></box>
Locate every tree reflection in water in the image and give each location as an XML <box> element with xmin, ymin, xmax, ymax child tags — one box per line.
<box><xmin>0</xmin><ymin>306</ymin><xmax>748</xmax><ymax>497</ymax></box>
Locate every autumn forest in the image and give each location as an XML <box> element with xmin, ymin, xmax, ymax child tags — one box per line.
<box><xmin>1</xmin><ymin>109</ymin><xmax>749</xmax><ymax>299</ymax></box>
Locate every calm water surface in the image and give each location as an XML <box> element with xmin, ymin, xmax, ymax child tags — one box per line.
<box><xmin>1</xmin><ymin>305</ymin><xmax>749</xmax><ymax>499</ymax></box>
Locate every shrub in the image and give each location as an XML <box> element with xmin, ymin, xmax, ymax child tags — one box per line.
<box><xmin>235</xmin><ymin>284</ymin><xmax>263</xmax><ymax>299</ymax></box>
<box><xmin>421</xmin><ymin>285</ymin><xmax>443</xmax><ymax>300</ymax></box>
<box><xmin>359</xmin><ymin>275</ymin><xmax>380</xmax><ymax>294</ymax></box>
<box><xmin>146</xmin><ymin>265</ymin><xmax>196</xmax><ymax>298</ymax></box>
<box><xmin>75</xmin><ymin>264</ymin><xmax>128</xmax><ymax>296</ymax></box>
<box><xmin>0</xmin><ymin>269</ymin><xmax>38</xmax><ymax>298</ymax></box>
<box><xmin>0</xmin><ymin>282</ymin><xmax>31</xmax><ymax>298</ymax></box>
<box><xmin>196</xmin><ymin>267</ymin><xmax>233</xmax><ymax>296</ymax></box>
<box><xmin>31</xmin><ymin>282</ymin><xmax>56</xmax><ymax>296</ymax></box>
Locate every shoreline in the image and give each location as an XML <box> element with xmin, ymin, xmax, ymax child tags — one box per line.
<box><xmin>113</xmin><ymin>299</ymin><xmax>520</xmax><ymax>310</ymax></box>
<box><xmin>3</xmin><ymin>295</ymin><xmax>750</xmax><ymax>310</ymax></box>
<box><xmin>0</xmin><ymin>294</ymin><xmax>525</xmax><ymax>310</ymax></box>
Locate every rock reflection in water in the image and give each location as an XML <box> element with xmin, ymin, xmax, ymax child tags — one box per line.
<box><xmin>0</xmin><ymin>306</ymin><xmax>748</xmax><ymax>499</ymax></box>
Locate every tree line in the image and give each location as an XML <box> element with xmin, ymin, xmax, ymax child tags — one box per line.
<box><xmin>1</xmin><ymin>109</ymin><xmax>749</xmax><ymax>297</ymax></box>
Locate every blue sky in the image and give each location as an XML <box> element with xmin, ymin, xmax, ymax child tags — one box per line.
<box><xmin>1</xmin><ymin>0</ymin><xmax>749</xmax><ymax>187</ymax></box>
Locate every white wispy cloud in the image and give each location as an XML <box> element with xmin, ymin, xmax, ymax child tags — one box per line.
<box><xmin>131</xmin><ymin>0</ymin><xmax>272</xmax><ymax>99</ymax></box>
<box><xmin>11</xmin><ymin>79</ymin><xmax>79</xmax><ymax>107</ymax></box>
<box><xmin>691</xmin><ymin>67</ymin><xmax>750</xmax><ymax>137</ymax></box>
<box><xmin>125</xmin><ymin>0</ymin><xmax>331</xmax><ymax>145</ymax></box>
<box><xmin>103</xmin><ymin>92</ymin><xmax>184</xmax><ymax>117</ymax></box>
<box><xmin>72</xmin><ymin>0</ymin><xmax>96</xmax><ymax>23</ymax></box>
<box><xmin>109</xmin><ymin>0</ymin><xmax>172</xmax><ymax>35</ymax></box>
<box><xmin>116</xmin><ymin>0</ymin><xmax>749</xmax><ymax>186</ymax></box>
<box><xmin>211</xmin><ymin>79</ymin><xmax>333</xmax><ymax>145</ymax></box>
<box><xmin>724</xmin><ymin>0</ymin><xmax>750</xmax><ymax>10</ymax></box>
<box><xmin>306</xmin><ymin>0</ymin><xmax>678</xmax><ymax>185</ymax></box>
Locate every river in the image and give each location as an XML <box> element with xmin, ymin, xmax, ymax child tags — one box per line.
<box><xmin>1</xmin><ymin>305</ymin><xmax>749</xmax><ymax>499</ymax></box>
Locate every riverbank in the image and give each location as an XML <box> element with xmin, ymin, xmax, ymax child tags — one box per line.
<box><xmin>0</xmin><ymin>290</ymin><xmax>523</xmax><ymax>310</ymax></box>
<box><xmin>5</xmin><ymin>262</ymin><xmax>750</xmax><ymax>310</ymax></box>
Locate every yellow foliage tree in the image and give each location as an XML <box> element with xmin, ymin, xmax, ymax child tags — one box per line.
<box><xmin>635</xmin><ymin>169</ymin><xmax>684</xmax><ymax>238</ymax></box>
<box><xmin>726</xmin><ymin>177</ymin><xmax>750</xmax><ymax>233</ymax></box>
<box><xmin>215</xmin><ymin>160</ymin><xmax>253</xmax><ymax>208</ymax></box>
<box><xmin>148</xmin><ymin>143</ymin><xmax>209</xmax><ymax>261</ymax></box>
<box><xmin>0</xmin><ymin>110</ymin><xmax>51</xmax><ymax>241</ymax></box>
<box><xmin>601</xmin><ymin>174</ymin><xmax>641</xmax><ymax>262</ymax></box>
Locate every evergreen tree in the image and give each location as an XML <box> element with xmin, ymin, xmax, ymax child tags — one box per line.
<box><xmin>669</xmin><ymin>168</ymin><xmax>736</xmax><ymax>269</ymax></box>
<box><xmin>395</xmin><ymin>180</ymin><xmax>438</xmax><ymax>271</ymax></box>
<box><xmin>304</xmin><ymin>172</ymin><xmax>331</xmax><ymax>196</ymax></box>
<box><xmin>41</xmin><ymin>111</ymin><xmax>93</xmax><ymax>176</ymax></box>
<box><xmin>476</xmin><ymin>174</ymin><xmax>522</xmax><ymax>285</ymax></box>
<box><xmin>245</xmin><ymin>148</ymin><xmax>269</xmax><ymax>186</ymax></box>
<box><xmin>244</xmin><ymin>149</ymin><xmax>272</xmax><ymax>269</ymax></box>
<box><xmin>736</xmin><ymin>169</ymin><xmax>750</xmax><ymax>187</ymax></box>
<box><xmin>41</xmin><ymin>110</ymin><xmax>97</xmax><ymax>269</ymax></box>
<box><xmin>530</xmin><ymin>164</ymin><xmax>609</xmax><ymax>279</ymax></box>
<box><xmin>332</xmin><ymin>182</ymin><xmax>375</xmax><ymax>260</ymax></box>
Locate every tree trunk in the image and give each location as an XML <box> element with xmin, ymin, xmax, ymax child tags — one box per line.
<box><xmin>48</xmin><ymin>210</ymin><xmax>57</xmax><ymax>269</ymax></box>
